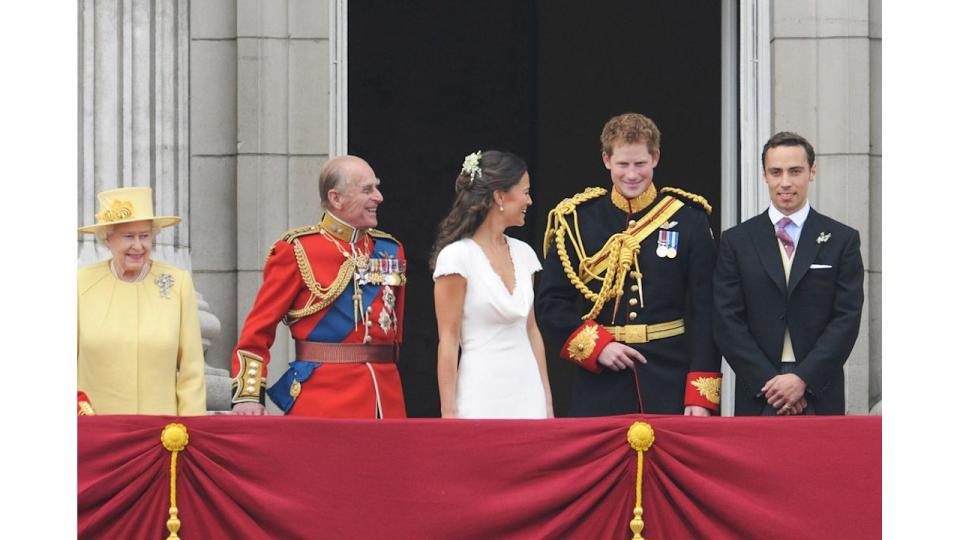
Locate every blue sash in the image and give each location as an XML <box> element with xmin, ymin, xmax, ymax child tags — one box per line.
<box><xmin>267</xmin><ymin>236</ymin><xmax>400</xmax><ymax>413</ymax></box>
<box><xmin>266</xmin><ymin>360</ymin><xmax>320</xmax><ymax>413</ymax></box>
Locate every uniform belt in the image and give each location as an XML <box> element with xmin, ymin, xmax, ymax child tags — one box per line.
<box><xmin>294</xmin><ymin>341</ymin><xmax>397</xmax><ymax>364</ymax></box>
<box><xmin>603</xmin><ymin>319</ymin><xmax>685</xmax><ymax>344</ymax></box>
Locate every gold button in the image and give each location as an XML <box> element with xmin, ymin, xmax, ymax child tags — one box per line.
<box><xmin>629</xmin><ymin>298</ymin><xmax>638</xmax><ymax>306</ymax></box>
<box><xmin>629</xmin><ymin>312</ymin><xmax>637</xmax><ymax>320</ymax></box>
<box><xmin>577</xmin><ymin>344</ymin><xmax>585</xmax><ymax>351</ymax></box>
<box><xmin>628</xmin><ymin>220</ymin><xmax>637</xmax><ymax>226</ymax></box>
<box><xmin>250</xmin><ymin>361</ymin><xmax>259</xmax><ymax>368</ymax></box>
<box><xmin>630</xmin><ymin>285</ymin><xmax>639</xmax><ymax>292</ymax></box>
<box><xmin>630</xmin><ymin>271</ymin><xmax>639</xmax><ymax>278</ymax></box>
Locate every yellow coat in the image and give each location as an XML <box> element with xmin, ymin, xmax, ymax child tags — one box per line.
<box><xmin>77</xmin><ymin>260</ymin><xmax>207</xmax><ymax>415</ymax></box>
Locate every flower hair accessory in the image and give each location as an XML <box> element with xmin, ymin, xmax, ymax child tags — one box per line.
<box><xmin>461</xmin><ymin>150</ymin><xmax>483</xmax><ymax>184</ymax></box>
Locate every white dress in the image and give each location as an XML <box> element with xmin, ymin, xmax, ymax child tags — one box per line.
<box><xmin>433</xmin><ymin>237</ymin><xmax>547</xmax><ymax>419</ymax></box>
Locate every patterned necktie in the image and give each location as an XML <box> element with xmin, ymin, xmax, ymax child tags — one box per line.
<box><xmin>776</xmin><ymin>217</ymin><xmax>795</xmax><ymax>258</ymax></box>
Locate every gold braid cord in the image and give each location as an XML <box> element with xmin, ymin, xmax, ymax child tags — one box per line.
<box><xmin>542</xmin><ymin>187</ymin><xmax>608</xmax><ymax>259</ymax></box>
<box><xmin>161</xmin><ymin>423</ymin><xmax>189</xmax><ymax>540</ymax></box>
<box><xmin>285</xmin><ymin>238</ymin><xmax>355</xmax><ymax>323</ymax></box>
<box><xmin>627</xmin><ymin>422</ymin><xmax>656</xmax><ymax>540</ymax></box>
<box><xmin>543</xmin><ymin>187</ymin><xmax>609</xmax><ymax>319</ymax></box>
<box><xmin>659</xmin><ymin>186</ymin><xmax>712</xmax><ymax>215</ymax></box>
<box><xmin>578</xmin><ymin>233</ymin><xmax>641</xmax><ymax>320</ymax></box>
<box><xmin>545</xmin><ymin>191</ymin><xmax>685</xmax><ymax>321</ymax></box>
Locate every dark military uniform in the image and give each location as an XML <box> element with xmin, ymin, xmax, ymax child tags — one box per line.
<box><xmin>536</xmin><ymin>184</ymin><xmax>721</xmax><ymax>416</ymax></box>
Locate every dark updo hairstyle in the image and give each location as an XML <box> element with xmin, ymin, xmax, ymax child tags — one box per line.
<box><xmin>429</xmin><ymin>150</ymin><xmax>527</xmax><ymax>270</ymax></box>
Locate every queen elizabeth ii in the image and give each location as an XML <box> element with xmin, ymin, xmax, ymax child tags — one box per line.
<box><xmin>77</xmin><ymin>187</ymin><xmax>206</xmax><ymax>415</ymax></box>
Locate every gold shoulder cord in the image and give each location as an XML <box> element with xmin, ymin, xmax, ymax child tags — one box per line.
<box><xmin>542</xmin><ymin>187</ymin><xmax>607</xmax><ymax>259</ymax></box>
<box><xmin>544</xmin><ymin>190</ymin><xmax>685</xmax><ymax>322</ymax></box>
<box><xmin>284</xmin><ymin>238</ymin><xmax>355</xmax><ymax>323</ymax></box>
<box><xmin>659</xmin><ymin>187</ymin><xmax>713</xmax><ymax>215</ymax></box>
<box><xmin>542</xmin><ymin>187</ymin><xmax>613</xmax><ymax>321</ymax></box>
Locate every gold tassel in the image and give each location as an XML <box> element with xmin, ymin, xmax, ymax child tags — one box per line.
<box><xmin>627</xmin><ymin>422</ymin><xmax>656</xmax><ymax>540</ymax></box>
<box><xmin>161</xmin><ymin>423</ymin><xmax>190</xmax><ymax>540</ymax></box>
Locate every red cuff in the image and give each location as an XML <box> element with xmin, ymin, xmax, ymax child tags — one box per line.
<box><xmin>684</xmin><ymin>372</ymin><xmax>722</xmax><ymax>412</ymax></box>
<box><xmin>560</xmin><ymin>321</ymin><xmax>614</xmax><ymax>373</ymax></box>
<box><xmin>78</xmin><ymin>391</ymin><xmax>95</xmax><ymax>416</ymax></box>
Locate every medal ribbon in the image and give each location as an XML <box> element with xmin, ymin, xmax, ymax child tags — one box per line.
<box><xmin>580</xmin><ymin>196</ymin><xmax>685</xmax><ymax>282</ymax></box>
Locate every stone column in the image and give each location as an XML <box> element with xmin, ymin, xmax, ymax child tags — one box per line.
<box><xmin>79</xmin><ymin>0</ymin><xmax>191</xmax><ymax>268</ymax></box>
<box><xmin>234</xmin><ymin>0</ymin><xmax>333</xmax><ymax>412</ymax></box>
<box><xmin>189</xmin><ymin>1</ymin><xmax>334</xmax><ymax>412</ymax></box>
<box><xmin>770</xmin><ymin>0</ymin><xmax>880</xmax><ymax>414</ymax></box>
<box><xmin>189</xmin><ymin>0</ymin><xmax>239</xmax><ymax>386</ymax></box>
<box><xmin>867</xmin><ymin>0</ymin><xmax>881</xmax><ymax>414</ymax></box>
<box><xmin>79</xmin><ymin>0</ymin><xmax>225</xmax><ymax>410</ymax></box>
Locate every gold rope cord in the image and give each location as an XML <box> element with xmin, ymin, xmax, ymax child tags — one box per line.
<box><xmin>545</xmin><ymin>194</ymin><xmax>684</xmax><ymax>321</ymax></box>
<box><xmin>542</xmin><ymin>187</ymin><xmax>607</xmax><ymax>259</ymax></box>
<box><xmin>161</xmin><ymin>423</ymin><xmax>189</xmax><ymax>540</ymax></box>
<box><xmin>286</xmin><ymin>239</ymin><xmax>356</xmax><ymax>322</ymax></box>
<box><xmin>627</xmin><ymin>422</ymin><xmax>655</xmax><ymax>540</ymax></box>
<box><xmin>579</xmin><ymin>197</ymin><xmax>684</xmax><ymax>280</ymax></box>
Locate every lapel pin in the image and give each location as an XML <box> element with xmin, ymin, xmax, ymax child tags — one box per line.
<box><xmin>816</xmin><ymin>232</ymin><xmax>831</xmax><ymax>244</ymax></box>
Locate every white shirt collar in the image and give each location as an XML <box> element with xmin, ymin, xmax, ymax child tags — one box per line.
<box><xmin>768</xmin><ymin>201</ymin><xmax>811</xmax><ymax>230</ymax></box>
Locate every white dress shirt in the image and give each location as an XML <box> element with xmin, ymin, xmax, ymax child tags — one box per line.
<box><xmin>767</xmin><ymin>202</ymin><xmax>810</xmax><ymax>246</ymax></box>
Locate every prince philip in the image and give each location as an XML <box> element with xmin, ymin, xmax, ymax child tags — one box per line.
<box><xmin>713</xmin><ymin>132</ymin><xmax>864</xmax><ymax>415</ymax></box>
<box><xmin>231</xmin><ymin>156</ymin><xmax>407</xmax><ymax>417</ymax></box>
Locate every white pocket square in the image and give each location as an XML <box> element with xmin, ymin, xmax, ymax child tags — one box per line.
<box><xmin>809</xmin><ymin>264</ymin><xmax>832</xmax><ymax>269</ymax></box>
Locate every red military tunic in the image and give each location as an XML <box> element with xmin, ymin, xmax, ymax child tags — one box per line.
<box><xmin>231</xmin><ymin>212</ymin><xmax>407</xmax><ymax>418</ymax></box>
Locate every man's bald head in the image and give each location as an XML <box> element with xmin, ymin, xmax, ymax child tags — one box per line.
<box><xmin>318</xmin><ymin>155</ymin><xmax>373</xmax><ymax>211</ymax></box>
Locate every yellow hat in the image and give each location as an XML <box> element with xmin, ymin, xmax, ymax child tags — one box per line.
<box><xmin>78</xmin><ymin>186</ymin><xmax>181</xmax><ymax>233</ymax></box>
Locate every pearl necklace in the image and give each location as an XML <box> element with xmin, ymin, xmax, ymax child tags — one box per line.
<box><xmin>111</xmin><ymin>258</ymin><xmax>151</xmax><ymax>283</ymax></box>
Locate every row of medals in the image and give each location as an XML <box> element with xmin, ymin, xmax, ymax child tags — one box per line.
<box><xmin>355</xmin><ymin>254</ymin><xmax>406</xmax><ymax>286</ymax></box>
<box><xmin>655</xmin><ymin>230</ymin><xmax>679</xmax><ymax>259</ymax></box>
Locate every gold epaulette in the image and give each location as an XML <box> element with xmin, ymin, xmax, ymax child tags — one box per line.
<box><xmin>659</xmin><ymin>187</ymin><xmax>712</xmax><ymax>215</ymax></box>
<box><xmin>279</xmin><ymin>223</ymin><xmax>321</xmax><ymax>243</ymax></box>
<box><xmin>368</xmin><ymin>228</ymin><xmax>400</xmax><ymax>244</ymax></box>
<box><xmin>542</xmin><ymin>187</ymin><xmax>608</xmax><ymax>257</ymax></box>
<box><xmin>264</xmin><ymin>224</ymin><xmax>321</xmax><ymax>264</ymax></box>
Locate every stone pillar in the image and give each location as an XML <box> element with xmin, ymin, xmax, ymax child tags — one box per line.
<box><xmin>189</xmin><ymin>0</ymin><xmax>239</xmax><ymax>379</ymax></box>
<box><xmin>770</xmin><ymin>0</ymin><xmax>879</xmax><ymax>414</ymax></box>
<box><xmin>79</xmin><ymin>0</ymin><xmax>191</xmax><ymax>268</ymax></box>
<box><xmin>867</xmin><ymin>0</ymin><xmax>881</xmax><ymax>414</ymax></box>
<box><xmin>190</xmin><ymin>1</ymin><xmax>334</xmax><ymax>412</ymax></box>
<box><xmin>235</xmin><ymin>0</ymin><xmax>333</xmax><ymax>412</ymax></box>
<box><xmin>79</xmin><ymin>0</ymin><xmax>225</xmax><ymax>410</ymax></box>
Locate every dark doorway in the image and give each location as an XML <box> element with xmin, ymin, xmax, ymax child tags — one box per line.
<box><xmin>350</xmin><ymin>1</ymin><xmax>722</xmax><ymax>417</ymax></box>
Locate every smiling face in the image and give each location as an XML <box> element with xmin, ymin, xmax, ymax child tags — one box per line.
<box><xmin>602</xmin><ymin>142</ymin><xmax>660</xmax><ymax>199</ymax></box>
<box><xmin>495</xmin><ymin>172</ymin><xmax>532</xmax><ymax>228</ymax></box>
<box><xmin>105</xmin><ymin>220</ymin><xmax>154</xmax><ymax>279</ymax></box>
<box><xmin>763</xmin><ymin>144</ymin><xmax>816</xmax><ymax>215</ymax></box>
<box><xmin>329</xmin><ymin>159</ymin><xmax>383</xmax><ymax>230</ymax></box>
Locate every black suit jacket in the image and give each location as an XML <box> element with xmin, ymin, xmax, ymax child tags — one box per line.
<box><xmin>713</xmin><ymin>208</ymin><xmax>864</xmax><ymax>415</ymax></box>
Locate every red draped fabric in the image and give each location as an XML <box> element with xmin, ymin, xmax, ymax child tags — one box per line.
<box><xmin>78</xmin><ymin>415</ymin><xmax>880</xmax><ymax>539</ymax></box>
